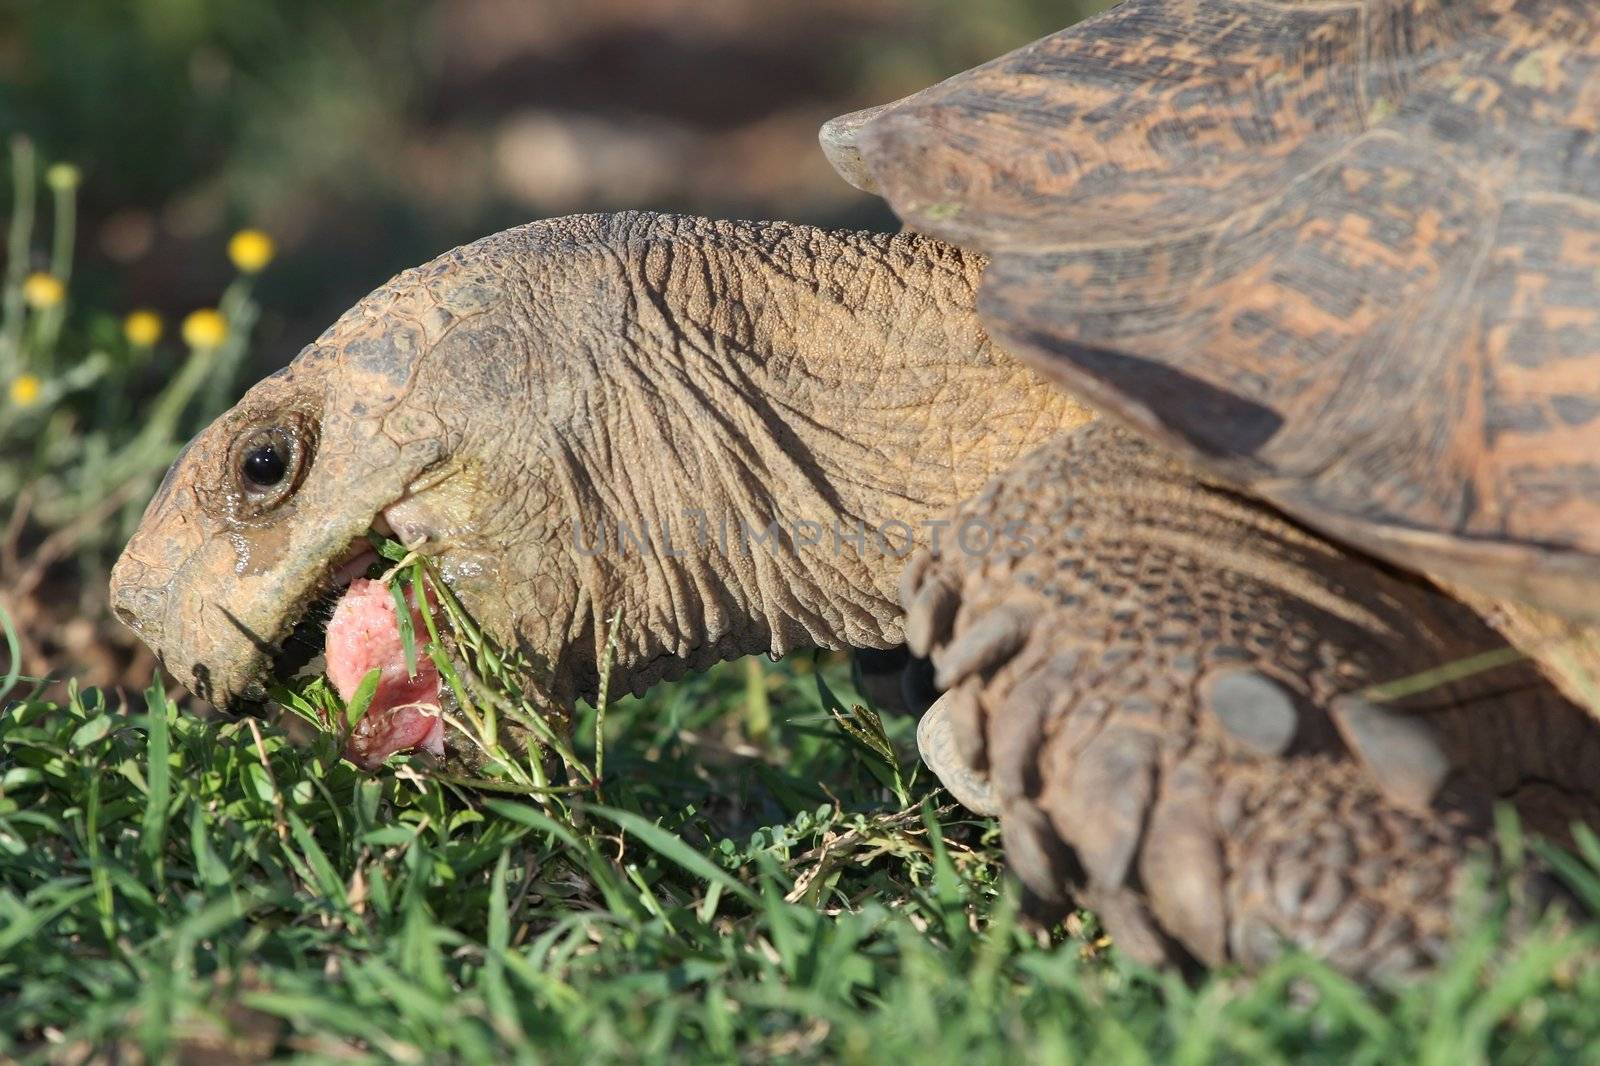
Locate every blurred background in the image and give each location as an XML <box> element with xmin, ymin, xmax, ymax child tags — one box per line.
<box><xmin>0</xmin><ymin>0</ymin><xmax>1103</xmax><ymax>697</ymax></box>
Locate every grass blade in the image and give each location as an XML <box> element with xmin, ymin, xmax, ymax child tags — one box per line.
<box><xmin>389</xmin><ymin>571</ymin><xmax>419</xmax><ymax>678</ymax></box>
<box><xmin>140</xmin><ymin>681</ymin><xmax>171</xmax><ymax>879</ymax></box>
<box><xmin>586</xmin><ymin>804</ymin><xmax>757</xmax><ymax>908</ymax></box>
<box><xmin>0</xmin><ymin>597</ymin><xmax>21</xmax><ymax>703</ymax></box>
<box><xmin>345</xmin><ymin>667</ymin><xmax>381</xmax><ymax>730</ymax></box>
<box><xmin>286</xmin><ymin>811</ymin><xmax>347</xmax><ymax>908</ymax></box>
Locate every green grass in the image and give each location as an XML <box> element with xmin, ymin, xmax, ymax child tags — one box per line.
<box><xmin>5</xmin><ymin>658</ymin><xmax>1600</xmax><ymax>1064</ymax></box>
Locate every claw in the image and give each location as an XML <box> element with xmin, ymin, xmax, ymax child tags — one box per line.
<box><xmin>1082</xmin><ymin>888</ymin><xmax>1176</xmax><ymax>969</ymax></box>
<box><xmin>897</xmin><ymin>549</ymin><xmax>934</xmax><ymax>610</ymax></box>
<box><xmin>917</xmin><ymin>694</ymin><xmax>999</xmax><ymax>815</ymax></box>
<box><xmin>1140</xmin><ymin>758</ymin><xmax>1227</xmax><ymax>966</ymax></box>
<box><xmin>933</xmin><ymin>602</ymin><xmax>1032</xmax><ymax>689</ymax></box>
<box><xmin>989</xmin><ymin>669</ymin><xmax>1061</xmax><ymax>804</ymax></box>
<box><xmin>1201</xmin><ymin>667</ymin><xmax>1300</xmax><ymax>756</ymax></box>
<box><xmin>1330</xmin><ymin>696</ymin><xmax>1452</xmax><ymax>811</ymax></box>
<box><xmin>1000</xmin><ymin>802</ymin><xmax>1078</xmax><ymax>908</ymax></box>
<box><xmin>941</xmin><ymin>678</ymin><xmax>987</xmax><ymax>770</ymax></box>
<box><xmin>1052</xmin><ymin>725</ymin><xmax>1157</xmax><ymax>889</ymax></box>
<box><xmin>904</xmin><ymin>578</ymin><xmax>958</xmax><ymax>658</ymax></box>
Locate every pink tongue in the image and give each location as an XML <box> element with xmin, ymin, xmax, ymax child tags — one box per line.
<box><xmin>324</xmin><ymin>578</ymin><xmax>444</xmax><ymax>770</ymax></box>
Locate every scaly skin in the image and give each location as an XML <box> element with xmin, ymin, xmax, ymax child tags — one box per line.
<box><xmin>904</xmin><ymin>423</ymin><xmax>1599</xmax><ymax>975</ymax></box>
<box><xmin>109</xmin><ymin>212</ymin><xmax>1091</xmax><ymax>711</ymax></box>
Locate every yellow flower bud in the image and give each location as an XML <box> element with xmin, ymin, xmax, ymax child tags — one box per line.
<box><xmin>22</xmin><ymin>272</ymin><xmax>65</xmax><ymax>309</ymax></box>
<box><xmin>45</xmin><ymin>163</ymin><xmax>81</xmax><ymax>191</ymax></box>
<box><xmin>182</xmin><ymin>308</ymin><xmax>228</xmax><ymax>349</ymax></box>
<box><xmin>124</xmin><ymin>309</ymin><xmax>163</xmax><ymax>347</ymax></box>
<box><xmin>227</xmin><ymin>229</ymin><xmax>276</xmax><ymax>274</ymax></box>
<box><xmin>8</xmin><ymin>373</ymin><xmax>42</xmax><ymax>407</ymax></box>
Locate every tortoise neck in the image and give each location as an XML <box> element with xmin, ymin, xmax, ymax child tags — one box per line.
<box><xmin>529</xmin><ymin>216</ymin><xmax>1092</xmax><ymax>697</ymax></box>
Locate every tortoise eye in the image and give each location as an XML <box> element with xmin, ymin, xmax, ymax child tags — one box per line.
<box><xmin>229</xmin><ymin>421</ymin><xmax>312</xmax><ymax>516</ymax></box>
<box><xmin>242</xmin><ymin>442</ymin><xmax>288</xmax><ymax>487</ymax></box>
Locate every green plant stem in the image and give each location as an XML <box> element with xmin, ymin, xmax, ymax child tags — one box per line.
<box><xmin>0</xmin><ymin>594</ymin><xmax>22</xmax><ymax>702</ymax></box>
<box><xmin>1361</xmin><ymin>646</ymin><xmax>1530</xmax><ymax>703</ymax></box>
<box><xmin>33</xmin><ymin>168</ymin><xmax>77</xmax><ymax>363</ymax></box>
<box><xmin>110</xmin><ymin>345</ymin><xmax>215</xmax><ymax>482</ymax></box>
<box><xmin>1</xmin><ymin>136</ymin><xmax>36</xmax><ymax>377</ymax></box>
<box><xmin>198</xmin><ymin>277</ymin><xmax>258</xmax><ymax>426</ymax></box>
<box><xmin>743</xmin><ymin>655</ymin><xmax>771</xmax><ymax>743</ymax></box>
<box><xmin>48</xmin><ymin>175</ymin><xmax>73</xmax><ymax>281</ymax></box>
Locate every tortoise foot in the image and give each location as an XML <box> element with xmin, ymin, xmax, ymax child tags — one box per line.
<box><xmin>897</xmin><ymin>425</ymin><xmax>1599</xmax><ymax>979</ymax></box>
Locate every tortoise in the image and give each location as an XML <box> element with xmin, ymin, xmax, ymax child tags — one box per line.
<box><xmin>110</xmin><ymin>0</ymin><xmax>1600</xmax><ymax>979</ymax></box>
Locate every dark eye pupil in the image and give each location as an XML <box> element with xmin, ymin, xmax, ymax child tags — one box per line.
<box><xmin>243</xmin><ymin>444</ymin><xmax>287</xmax><ymax>487</ymax></box>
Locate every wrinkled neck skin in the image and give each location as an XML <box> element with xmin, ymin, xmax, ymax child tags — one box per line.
<box><xmin>382</xmin><ymin>215</ymin><xmax>1089</xmax><ymax>700</ymax></box>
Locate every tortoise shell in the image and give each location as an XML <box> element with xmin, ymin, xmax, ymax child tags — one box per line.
<box><xmin>826</xmin><ymin>0</ymin><xmax>1600</xmax><ymax>622</ymax></box>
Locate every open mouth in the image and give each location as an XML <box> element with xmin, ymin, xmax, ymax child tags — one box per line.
<box><xmin>268</xmin><ymin>541</ymin><xmax>378</xmax><ymax>684</ymax></box>
<box><xmin>268</xmin><ymin>533</ymin><xmax>446</xmax><ymax>770</ymax></box>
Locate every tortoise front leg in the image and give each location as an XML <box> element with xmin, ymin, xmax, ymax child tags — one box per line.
<box><xmin>902</xmin><ymin>423</ymin><xmax>1599</xmax><ymax>978</ymax></box>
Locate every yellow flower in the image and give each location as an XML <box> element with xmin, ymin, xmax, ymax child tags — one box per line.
<box><xmin>8</xmin><ymin>374</ymin><xmax>42</xmax><ymax>407</ymax></box>
<box><xmin>22</xmin><ymin>272</ymin><xmax>65</xmax><ymax>309</ymax></box>
<box><xmin>182</xmin><ymin>308</ymin><xmax>228</xmax><ymax>349</ymax></box>
<box><xmin>45</xmin><ymin>163</ymin><xmax>81</xmax><ymax>191</ymax></box>
<box><xmin>228</xmin><ymin>229</ymin><xmax>276</xmax><ymax>274</ymax></box>
<box><xmin>124</xmin><ymin>309</ymin><xmax>163</xmax><ymax>347</ymax></box>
